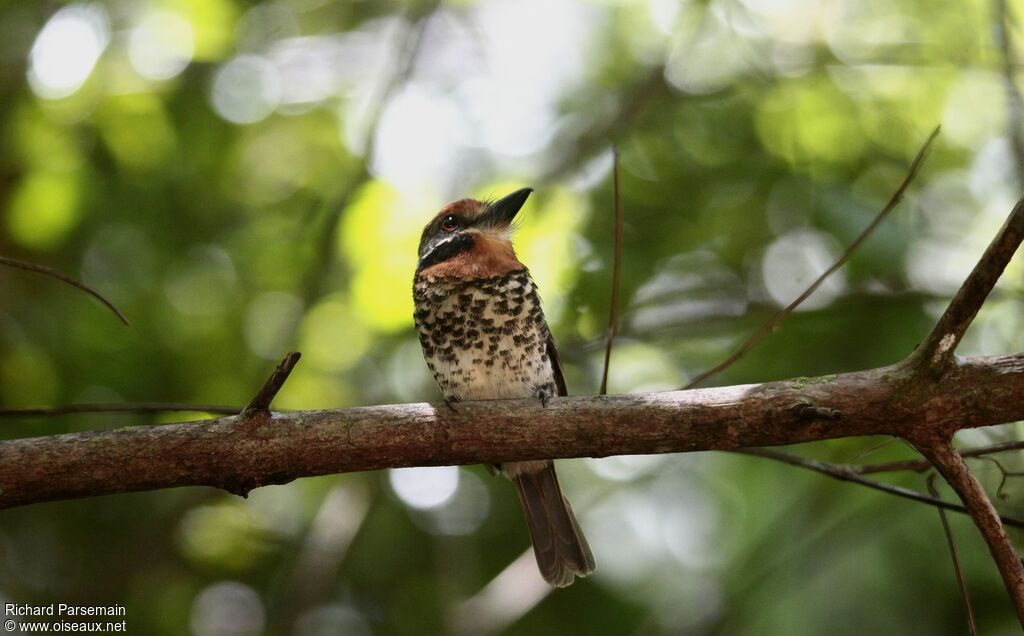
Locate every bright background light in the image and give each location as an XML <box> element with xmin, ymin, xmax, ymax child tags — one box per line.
<box><xmin>389</xmin><ymin>466</ymin><xmax>460</xmax><ymax>510</ymax></box>
<box><xmin>129</xmin><ymin>11</ymin><xmax>195</xmax><ymax>81</ymax></box>
<box><xmin>28</xmin><ymin>3</ymin><xmax>110</xmax><ymax>99</ymax></box>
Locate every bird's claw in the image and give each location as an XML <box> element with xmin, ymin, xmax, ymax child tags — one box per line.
<box><xmin>538</xmin><ymin>388</ymin><xmax>551</xmax><ymax>408</ymax></box>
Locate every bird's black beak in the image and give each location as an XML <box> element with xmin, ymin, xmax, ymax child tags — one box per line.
<box><xmin>479</xmin><ymin>187</ymin><xmax>532</xmax><ymax>227</ymax></box>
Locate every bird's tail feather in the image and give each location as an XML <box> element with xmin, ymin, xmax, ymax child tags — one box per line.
<box><xmin>511</xmin><ymin>463</ymin><xmax>596</xmax><ymax>587</ymax></box>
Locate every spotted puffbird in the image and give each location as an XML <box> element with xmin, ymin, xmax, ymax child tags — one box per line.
<box><xmin>412</xmin><ymin>187</ymin><xmax>595</xmax><ymax>587</ymax></box>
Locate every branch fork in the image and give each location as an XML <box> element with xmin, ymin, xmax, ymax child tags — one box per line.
<box><xmin>896</xmin><ymin>192</ymin><xmax>1024</xmax><ymax>624</ymax></box>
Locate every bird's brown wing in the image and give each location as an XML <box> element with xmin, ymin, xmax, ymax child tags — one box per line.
<box><xmin>546</xmin><ymin>333</ymin><xmax>568</xmax><ymax>397</ymax></box>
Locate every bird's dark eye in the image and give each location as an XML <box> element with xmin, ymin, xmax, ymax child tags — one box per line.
<box><xmin>440</xmin><ymin>215</ymin><xmax>459</xmax><ymax>232</ymax></box>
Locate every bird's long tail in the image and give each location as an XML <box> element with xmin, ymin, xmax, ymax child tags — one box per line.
<box><xmin>510</xmin><ymin>462</ymin><xmax>596</xmax><ymax>587</ymax></box>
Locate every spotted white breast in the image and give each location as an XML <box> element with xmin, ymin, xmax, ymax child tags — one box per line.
<box><xmin>412</xmin><ymin>269</ymin><xmax>558</xmax><ymax>402</ymax></box>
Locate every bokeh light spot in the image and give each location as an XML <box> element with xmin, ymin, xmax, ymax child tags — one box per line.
<box><xmin>178</xmin><ymin>503</ymin><xmax>271</xmax><ymax>572</ymax></box>
<box><xmin>389</xmin><ymin>466</ymin><xmax>459</xmax><ymax>510</ymax></box>
<box><xmin>761</xmin><ymin>229</ymin><xmax>846</xmax><ymax>310</ymax></box>
<box><xmin>410</xmin><ymin>469</ymin><xmax>491</xmax><ymax>536</ymax></box>
<box><xmin>371</xmin><ymin>84</ymin><xmax>466</xmax><ymax>190</ymax></box>
<box><xmin>6</xmin><ymin>171</ymin><xmax>81</xmax><ymax>249</ymax></box>
<box><xmin>756</xmin><ymin>78</ymin><xmax>865</xmax><ymax>166</ymax></box>
<box><xmin>338</xmin><ymin>181</ymin><xmax>423</xmax><ymax>332</ymax></box>
<box><xmin>177</xmin><ymin>0</ymin><xmax>238</xmax><ymax>61</ymax></box>
<box><xmin>190</xmin><ymin>581</ymin><xmax>265</xmax><ymax>636</ymax></box>
<box><xmin>298</xmin><ymin>296</ymin><xmax>371</xmax><ymax>372</ymax></box>
<box><xmin>495</xmin><ymin>186</ymin><xmax>589</xmax><ymax>324</ymax></box>
<box><xmin>0</xmin><ymin>346</ymin><xmax>60</xmax><ymax>407</ymax></box>
<box><xmin>244</xmin><ymin>291</ymin><xmax>304</xmax><ymax>360</ymax></box>
<box><xmin>164</xmin><ymin>246</ymin><xmax>238</xmax><ymax>317</ymax></box>
<box><xmin>211</xmin><ymin>55</ymin><xmax>281</xmax><ymax>124</ymax></box>
<box><xmin>294</xmin><ymin>605</ymin><xmax>371</xmax><ymax>636</ymax></box>
<box><xmin>27</xmin><ymin>3</ymin><xmax>109</xmax><ymax>100</ymax></box>
<box><xmin>96</xmin><ymin>93</ymin><xmax>177</xmax><ymax>170</ymax></box>
<box><xmin>129</xmin><ymin>11</ymin><xmax>195</xmax><ymax>81</ymax></box>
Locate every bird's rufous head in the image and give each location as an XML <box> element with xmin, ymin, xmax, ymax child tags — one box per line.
<box><xmin>416</xmin><ymin>187</ymin><xmax>532</xmax><ymax>279</ymax></box>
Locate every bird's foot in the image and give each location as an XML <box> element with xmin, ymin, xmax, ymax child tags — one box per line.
<box><xmin>444</xmin><ymin>396</ymin><xmax>460</xmax><ymax>412</ymax></box>
<box><xmin>538</xmin><ymin>388</ymin><xmax>551</xmax><ymax>408</ymax></box>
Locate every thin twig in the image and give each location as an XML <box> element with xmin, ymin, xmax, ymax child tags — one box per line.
<box><xmin>974</xmin><ymin>455</ymin><xmax>1024</xmax><ymax>501</ymax></box>
<box><xmin>0</xmin><ymin>256</ymin><xmax>130</xmax><ymax>326</ymax></box>
<box><xmin>684</xmin><ymin>126</ymin><xmax>940</xmax><ymax>389</ymax></box>
<box><xmin>842</xmin><ymin>437</ymin><xmax>899</xmax><ymax>464</ymax></box>
<box><xmin>243</xmin><ymin>352</ymin><xmax>302</xmax><ymax>416</ymax></box>
<box><xmin>927</xmin><ymin>474</ymin><xmax>977</xmax><ymax>636</ymax></box>
<box><xmin>911</xmin><ymin>193</ymin><xmax>1024</xmax><ymax>372</ymax></box>
<box><xmin>599</xmin><ymin>147</ymin><xmax>624</xmax><ymax>396</ymax></box>
<box><xmin>857</xmin><ymin>439</ymin><xmax>1024</xmax><ymax>474</ymax></box>
<box><xmin>915</xmin><ymin>440</ymin><xmax>1024</xmax><ymax>627</ymax></box>
<box><xmin>734</xmin><ymin>447</ymin><xmax>1024</xmax><ymax>529</ymax></box>
<box><xmin>0</xmin><ymin>403</ymin><xmax>241</xmax><ymax>417</ymax></box>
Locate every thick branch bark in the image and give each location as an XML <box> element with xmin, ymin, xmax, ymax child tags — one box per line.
<box><xmin>2</xmin><ymin>352</ymin><xmax>1023</xmax><ymax>510</ymax></box>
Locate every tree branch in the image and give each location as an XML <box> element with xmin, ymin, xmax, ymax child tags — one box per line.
<box><xmin>883</xmin><ymin>188</ymin><xmax>1024</xmax><ymax>623</ymax></box>
<box><xmin>2</xmin><ymin>352</ymin><xmax>1024</xmax><ymax>509</ymax></box>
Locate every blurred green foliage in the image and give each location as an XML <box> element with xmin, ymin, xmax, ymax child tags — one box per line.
<box><xmin>1</xmin><ymin>0</ymin><xmax>1024</xmax><ymax>634</ymax></box>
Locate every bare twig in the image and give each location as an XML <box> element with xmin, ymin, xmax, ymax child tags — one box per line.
<box><xmin>734</xmin><ymin>447</ymin><xmax>1024</xmax><ymax>529</ymax></box>
<box><xmin>242</xmin><ymin>351</ymin><xmax>301</xmax><ymax>416</ymax></box>
<box><xmin>927</xmin><ymin>474</ymin><xmax>978</xmax><ymax>635</ymax></box>
<box><xmin>0</xmin><ymin>256</ymin><xmax>130</xmax><ymax>326</ymax></box>
<box><xmin>857</xmin><ymin>439</ymin><xmax>1024</xmax><ymax>474</ymax></box>
<box><xmin>0</xmin><ymin>403</ymin><xmax>241</xmax><ymax>417</ymax></box>
<box><xmin>842</xmin><ymin>437</ymin><xmax>898</xmax><ymax>464</ymax></box>
<box><xmin>685</xmin><ymin>126</ymin><xmax>940</xmax><ymax>389</ymax></box>
<box><xmin>974</xmin><ymin>455</ymin><xmax>1024</xmax><ymax>501</ymax></box>
<box><xmin>599</xmin><ymin>148</ymin><xmax>624</xmax><ymax>396</ymax></box>
<box><xmin>911</xmin><ymin>194</ymin><xmax>1024</xmax><ymax>373</ymax></box>
<box><xmin>915</xmin><ymin>440</ymin><xmax>1024</xmax><ymax>626</ymax></box>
